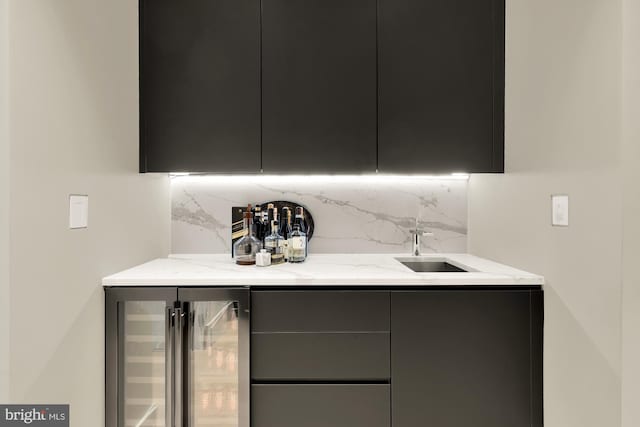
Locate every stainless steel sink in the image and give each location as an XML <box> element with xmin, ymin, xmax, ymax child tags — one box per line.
<box><xmin>395</xmin><ymin>258</ymin><xmax>469</xmax><ymax>273</ymax></box>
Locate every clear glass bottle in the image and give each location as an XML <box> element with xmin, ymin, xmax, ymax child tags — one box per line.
<box><xmin>293</xmin><ymin>206</ymin><xmax>308</xmax><ymax>258</ymax></box>
<box><xmin>233</xmin><ymin>205</ymin><xmax>262</xmax><ymax>265</ymax></box>
<box><xmin>264</xmin><ymin>220</ymin><xmax>285</xmax><ymax>265</ymax></box>
<box><xmin>288</xmin><ymin>223</ymin><xmax>307</xmax><ymax>263</ymax></box>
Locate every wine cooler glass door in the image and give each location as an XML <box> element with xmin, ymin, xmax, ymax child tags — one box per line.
<box><xmin>106</xmin><ymin>288</ymin><xmax>177</xmax><ymax>427</ymax></box>
<box><xmin>181</xmin><ymin>289</ymin><xmax>249</xmax><ymax>427</ymax></box>
<box><xmin>123</xmin><ymin>300</ymin><xmax>170</xmax><ymax>427</ymax></box>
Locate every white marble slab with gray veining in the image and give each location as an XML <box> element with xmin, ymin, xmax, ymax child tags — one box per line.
<box><xmin>171</xmin><ymin>176</ymin><xmax>468</xmax><ymax>254</ymax></box>
<box><xmin>102</xmin><ymin>253</ymin><xmax>544</xmax><ymax>287</ymax></box>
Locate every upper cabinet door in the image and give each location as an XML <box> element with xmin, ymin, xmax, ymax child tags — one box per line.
<box><xmin>261</xmin><ymin>0</ymin><xmax>377</xmax><ymax>173</ymax></box>
<box><xmin>140</xmin><ymin>0</ymin><xmax>261</xmax><ymax>173</ymax></box>
<box><xmin>378</xmin><ymin>0</ymin><xmax>504</xmax><ymax>173</ymax></box>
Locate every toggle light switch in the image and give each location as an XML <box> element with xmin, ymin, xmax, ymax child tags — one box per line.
<box><xmin>551</xmin><ymin>194</ymin><xmax>569</xmax><ymax>227</ymax></box>
<box><xmin>69</xmin><ymin>194</ymin><xmax>89</xmax><ymax>229</ymax></box>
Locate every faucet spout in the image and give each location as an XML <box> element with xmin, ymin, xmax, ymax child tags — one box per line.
<box><xmin>413</xmin><ymin>232</ymin><xmax>421</xmax><ymax>256</ymax></box>
<box><xmin>410</xmin><ymin>226</ymin><xmax>434</xmax><ymax>256</ymax></box>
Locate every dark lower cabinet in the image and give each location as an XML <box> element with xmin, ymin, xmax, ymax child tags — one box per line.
<box><xmin>252</xmin><ymin>384</ymin><xmax>390</xmax><ymax>427</ymax></box>
<box><xmin>391</xmin><ymin>290</ymin><xmax>543</xmax><ymax>427</ymax></box>
<box><xmin>140</xmin><ymin>0</ymin><xmax>261</xmax><ymax>173</ymax></box>
<box><xmin>378</xmin><ymin>0</ymin><xmax>504</xmax><ymax>173</ymax></box>
<box><xmin>249</xmin><ymin>288</ymin><xmax>542</xmax><ymax>427</ymax></box>
<box><xmin>260</xmin><ymin>0</ymin><xmax>377</xmax><ymax>173</ymax></box>
<box><xmin>105</xmin><ymin>287</ymin><xmax>542</xmax><ymax>426</ymax></box>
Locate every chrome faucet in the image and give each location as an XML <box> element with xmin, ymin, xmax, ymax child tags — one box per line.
<box><xmin>410</xmin><ymin>219</ymin><xmax>434</xmax><ymax>256</ymax></box>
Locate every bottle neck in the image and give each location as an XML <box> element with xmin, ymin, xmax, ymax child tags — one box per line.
<box><xmin>245</xmin><ymin>217</ymin><xmax>254</xmax><ymax>236</ymax></box>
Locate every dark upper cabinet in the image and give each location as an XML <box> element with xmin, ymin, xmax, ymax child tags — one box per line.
<box><xmin>378</xmin><ymin>0</ymin><xmax>505</xmax><ymax>173</ymax></box>
<box><xmin>261</xmin><ymin>0</ymin><xmax>377</xmax><ymax>173</ymax></box>
<box><xmin>139</xmin><ymin>0</ymin><xmax>504</xmax><ymax>173</ymax></box>
<box><xmin>391</xmin><ymin>290</ymin><xmax>543</xmax><ymax>427</ymax></box>
<box><xmin>139</xmin><ymin>0</ymin><xmax>261</xmax><ymax>173</ymax></box>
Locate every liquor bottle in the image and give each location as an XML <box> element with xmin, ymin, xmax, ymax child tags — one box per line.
<box><xmin>267</xmin><ymin>206</ymin><xmax>275</xmax><ymax>224</ymax></box>
<box><xmin>294</xmin><ymin>206</ymin><xmax>308</xmax><ymax>258</ymax></box>
<box><xmin>288</xmin><ymin>223</ymin><xmax>307</xmax><ymax>263</ymax></box>
<box><xmin>266</xmin><ymin>203</ymin><xmax>275</xmax><ymax>232</ymax></box>
<box><xmin>261</xmin><ymin>208</ymin><xmax>269</xmax><ymax>245</ymax></box>
<box><xmin>279</xmin><ymin>208</ymin><xmax>292</xmax><ymax>261</ymax></box>
<box><xmin>279</xmin><ymin>207</ymin><xmax>291</xmax><ymax>239</ymax></box>
<box><xmin>253</xmin><ymin>206</ymin><xmax>262</xmax><ymax>240</ymax></box>
<box><xmin>294</xmin><ymin>206</ymin><xmax>307</xmax><ymax>233</ymax></box>
<box><xmin>264</xmin><ymin>220</ymin><xmax>285</xmax><ymax>264</ymax></box>
<box><xmin>232</xmin><ymin>205</ymin><xmax>262</xmax><ymax>265</ymax></box>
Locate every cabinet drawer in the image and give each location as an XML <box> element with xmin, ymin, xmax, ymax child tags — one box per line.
<box><xmin>252</xmin><ymin>384</ymin><xmax>390</xmax><ymax>427</ymax></box>
<box><xmin>252</xmin><ymin>332</ymin><xmax>390</xmax><ymax>380</ymax></box>
<box><xmin>251</xmin><ymin>290</ymin><xmax>390</xmax><ymax>332</ymax></box>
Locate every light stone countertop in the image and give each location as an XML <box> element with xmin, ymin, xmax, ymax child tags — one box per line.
<box><xmin>102</xmin><ymin>253</ymin><xmax>544</xmax><ymax>287</ymax></box>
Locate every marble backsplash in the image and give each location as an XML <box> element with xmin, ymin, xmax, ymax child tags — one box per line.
<box><xmin>171</xmin><ymin>176</ymin><xmax>468</xmax><ymax>254</ymax></box>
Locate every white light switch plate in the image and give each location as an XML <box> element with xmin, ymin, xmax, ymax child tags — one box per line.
<box><xmin>551</xmin><ymin>194</ymin><xmax>569</xmax><ymax>227</ymax></box>
<box><xmin>69</xmin><ymin>194</ymin><xmax>89</xmax><ymax>229</ymax></box>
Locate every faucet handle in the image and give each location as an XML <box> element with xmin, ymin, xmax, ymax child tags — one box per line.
<box><xmin>411</xmin><ymin>228</ymin><xmax>433</xmax><ymax>236</ymax></box>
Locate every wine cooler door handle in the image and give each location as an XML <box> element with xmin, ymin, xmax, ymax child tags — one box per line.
<box><xmin>174</xmin><ymin>307</ymin><xmax>184</xmax><ymax>427</ymax></box>
<box><xmin>166</xmin><ymin>307</ymin><xmax>175</xmax><ymax>427</ymax></box>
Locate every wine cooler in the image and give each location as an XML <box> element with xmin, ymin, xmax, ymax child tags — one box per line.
<box><xmin>105</xmin><ymin>288</ymin><xmax>249</xmax><ymax>427</ymax></box>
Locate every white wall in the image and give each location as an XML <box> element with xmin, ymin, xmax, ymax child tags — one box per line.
<box><xmin>8</xmin><ymin>0</ymin><xmax>170</xmax><ymax>424</ymax></box>
<box><xmin>468</xmin><ymin>0</ymin><xmax>623</xmax><ymax>426</ymax></box>
<box><xmin>621</xmin><ymin>0</ymin><xmax>640</xmax><ymax>425</ymax></box>
<box><xmin>0</xmin><ymin>0</ymin><xmax>10</xmax><ymax>403</ymax></box>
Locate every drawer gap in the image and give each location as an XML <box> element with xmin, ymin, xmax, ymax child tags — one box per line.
<box><xmin>252</xmin><ymin>380</ymin><xmax>390</xmax><ymax>385</ymax></box>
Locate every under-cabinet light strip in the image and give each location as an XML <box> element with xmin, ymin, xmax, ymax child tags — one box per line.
<box><xmin>169</xmin><ymin>173</ymin><xmax>470</xmax><ymax>182</ymax></box>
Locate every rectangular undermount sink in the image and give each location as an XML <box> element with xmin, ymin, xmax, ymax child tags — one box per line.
<box><xmin>395</xmin><ymin>258</ymin><xmax>469</xmax><ymax>273</ymax></box>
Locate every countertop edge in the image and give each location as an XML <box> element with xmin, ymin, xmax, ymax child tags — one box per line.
<box><xmin>101</xmin><ymin>253</ymin><xmax>545</xmax><ymax>288</ymax></box>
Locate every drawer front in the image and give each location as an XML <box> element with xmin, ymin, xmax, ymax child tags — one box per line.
<box><xmin>252</xmin><ymin>384</ymin><xmax>390</xmax><ymax>427</ymax></box>
<box><xmin>252</xmin><ymin>332</ymin><xmax>390</xmax><ymax>380</ymax></box>
<box><xmin>251</xmin><ymin>290</ymin><xmax>390</xmax><ymax>332</ymax></box>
